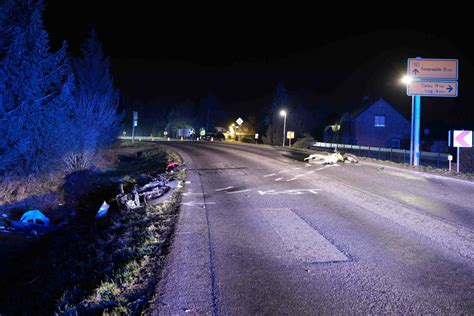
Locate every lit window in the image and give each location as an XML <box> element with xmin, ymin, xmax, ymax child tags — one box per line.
<box><xmin>375</xmin><ymin>116</ymin><xmax>385</xmax><ymax>127</ymax></box>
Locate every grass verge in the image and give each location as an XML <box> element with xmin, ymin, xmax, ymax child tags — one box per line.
<box><xmin>0</xmin><ymin>142</ymin><xmax>185</xmax><ymax>315</ymax></box>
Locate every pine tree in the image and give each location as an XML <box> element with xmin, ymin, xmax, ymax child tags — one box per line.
<box><xmin>67</xmin><ymin>30</ymin><xmax>123</xmax><ymax>171</ymax></box>
<box><xmin>0</xmin><ymin>0</ymin><xmax>72</xmax><ymax>176</ymax></box>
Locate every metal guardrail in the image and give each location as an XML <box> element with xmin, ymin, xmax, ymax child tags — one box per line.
<box><xmin>311</xmin><ymin>142</ymin><xmax>449</xmax><ymax>168</ymax></box>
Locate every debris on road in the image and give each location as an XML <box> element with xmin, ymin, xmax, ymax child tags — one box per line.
<box><xmin>96</xmin><ymin>201</ymin><xmax>110</xmax><ymax>219</ymax></box>
<box><xmin>304</xmin><ymin>150</ymin><xmax>358</xmax><ymax>165</ymax></box>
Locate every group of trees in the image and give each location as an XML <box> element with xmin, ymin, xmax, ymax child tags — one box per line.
<box><xmin>262</xmin><ymin>81</ymin><xmax>327</xmax><ymax>146</ymax></box>
<box><xmin>124</xmin><ymin>93</ymin><xmax>227</xmax><ymax>138</ymax></box>
<box><xmin>0</xmin><ymin>0</ymin><xmax>122</xmax><ymax>177</ymax></box>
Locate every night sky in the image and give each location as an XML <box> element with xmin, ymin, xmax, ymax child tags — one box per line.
<box><xmin>44</xmin><ymin>2</ymin><xmax>474</xmax><ymax>130</ymax></box>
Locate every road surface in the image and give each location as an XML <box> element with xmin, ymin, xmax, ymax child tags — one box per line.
<box><xmin>152</xmin><ymin>141</ymin><xmax>474</xmax><ymax>315</ymax></box>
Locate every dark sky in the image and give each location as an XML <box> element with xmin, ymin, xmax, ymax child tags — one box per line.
<box><xmin>44</xmin><ymin>2</ymin><xmax>474</xmax><ymax>128</ymax></box>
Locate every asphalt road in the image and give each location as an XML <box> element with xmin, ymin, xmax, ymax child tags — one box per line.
<box><xmin>152</xmin><ymin>141</ymin><xmax>474</xmax><ymax>315</ymax></box>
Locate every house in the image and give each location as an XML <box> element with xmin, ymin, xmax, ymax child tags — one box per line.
<box><xmin>324</xmin><ymin>98</ymin><xmax>410</xmax><ymax>148</ymax></box>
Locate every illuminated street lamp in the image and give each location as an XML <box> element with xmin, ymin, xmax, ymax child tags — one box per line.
<box><xmin>401</xmin><ymin>75</ymin><xmax>413</xmax><ymax>85</ymax></box>
<box><xmin>280</xmin><ymin>110</ymin><xmax>287</xmax><ymax>147</ymax></box>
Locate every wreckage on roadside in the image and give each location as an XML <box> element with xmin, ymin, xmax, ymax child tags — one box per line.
<box><xmin>304</xmin><ymin>151</ymin><xmax>359</xmax><ymax>165</ymax></box>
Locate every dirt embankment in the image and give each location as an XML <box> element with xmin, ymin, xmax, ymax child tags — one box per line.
<box><xmin>0</xmin><ymin>142</ymin><xmax>184</xmax><ymax>315</ymax></box>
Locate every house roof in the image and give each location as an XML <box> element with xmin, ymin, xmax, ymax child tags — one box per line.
<box><xmin>351</xmin><ymin>97</ymin><xmax>409</xmax><ymax>121</ymax></box>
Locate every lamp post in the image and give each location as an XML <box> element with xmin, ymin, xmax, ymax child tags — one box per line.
<box><xmin>280</xmin><ymin>110</ymin><xmax>287</xmax><ymax>147</ymax></box>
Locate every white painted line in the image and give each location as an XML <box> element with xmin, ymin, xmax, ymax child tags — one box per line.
<box><xmin>274</xmin><ymin>178</ymin><xmax>283</xmax><ymax>181</ymax></box>
<box><xmin>262</xmin><ymin>209</ymin><xmax>348</xmax><ymax>263</ymax></box>
<box><xmin>278</xmin><ymin>170</ymin><xmax>292</xmax><ymax>174</ymax></box>
<box><xmin>305</xmin><ymin>170</ymin><xmax>315</xmax><ymax>174</ymax></box>
<box><xmin>264</xmin><ymin>173</ymin><xmax>276</xmax><ymax>177</ymax></box>
<box><xmin>305</xmin><ymin>164</ymin><xmax>312</xmax><ymax>167</ymax></box>
<box><xmin>286</xmin><ymin>178</ymin><xmax>298</xmax><ymax>182</ymax></box>
<box><xmin>181</xmin><ymin>201</ymin><xmax>216</xmax><ymax>207</ymax></box>
<box><xmin>256</xmin><ymin>208</ymin><xmax>289</xmax><ymax>211</ymax></box>
<box><xmin>185</xmin><ymin>181</ymin><xmax>191</xmax><ymax>184</ymax></box>
<box><xmin>215</xmin><ymin>186</ymin><xmax>234</xmax><ymax>192</ymax></box>
<box><xmin>294</xmin><ymin>174</ymin><xmax>306</xmax><ymax>178</ymax></box>
<box><xmin>257</xmin><ymin>189</ymin><xmax>321</xmax><ymax>195</ymax></box>
<box><xmin>182</xmin><ymin>192</ymin><xmax>205</xmax><ymax>196</ymax></box>
<box><xmin>293</xmin><ymin>167</ymin><xmax>302</xmax><ymax>170</ymax></box>
<box><xmin>226</xmin><ymin>189</ymin><xmax>251</xmax><ymax>194</ymax></box>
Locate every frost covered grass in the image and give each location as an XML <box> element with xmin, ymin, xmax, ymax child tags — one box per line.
<box><xmin>0</xmin><ymin>142</ymin><xmax>185</xmax><ymax>315</ymax></box>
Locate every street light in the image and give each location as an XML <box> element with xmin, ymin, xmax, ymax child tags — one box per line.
<box><xmin>280</xmin><ymin>110</ymin><xmax>287</xmax><ymax>147</ymax></box>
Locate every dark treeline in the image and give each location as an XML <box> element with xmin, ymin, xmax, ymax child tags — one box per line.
<box><xmin>122</xmin><ymin>81</ymin><xmax>334</xmax><ymax>145</ymax></box>
<box><xmin>0</xmin><ymin>0</ymin><xmax>122</xmax><ymax>178</ymax></box>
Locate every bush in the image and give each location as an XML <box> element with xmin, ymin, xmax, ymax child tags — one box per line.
<box><xmin>292</xmin><ymin>135</ymin><xmax>316</xmax><ymax>149</ymax></box>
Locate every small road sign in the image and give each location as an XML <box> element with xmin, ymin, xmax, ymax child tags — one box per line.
<box><xmin>287</xmin><ymin>131</ymin><xmax>295</xmax><ymax>139</ymax></box>
<box><xmin>407</xmin><ymin>81</ymin><xmax>458</xmax><ymax>97</ymax></box>
<box><xmin>453</xmin><ymin>130</ymin><xmax>472</xmax><ymax>147</ymax></box>
<box><xmin>236</xmin><ymin>117</ymin><xmax>244</xmax><ymax>126</ymax></box>
<box><xmin>408</xmin><ymin>58</ymin><xmax>458</xmax><ymax>80</ymax></box>
<box><xmin>255</xmin><ymin>133</ymin><xmax>259</xmax><ymax>139</ymax></box>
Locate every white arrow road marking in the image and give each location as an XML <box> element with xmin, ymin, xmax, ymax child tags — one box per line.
<box><xmin>258</xmin><ymin>189</ymin><xmax>321</xmax><ymax>196</ymax></box>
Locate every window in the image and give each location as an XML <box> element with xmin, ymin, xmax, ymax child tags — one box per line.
<box><xmin>375</xmin><ymin>116</ymin><xmax>385</xmax><ymax>127</ymax></box>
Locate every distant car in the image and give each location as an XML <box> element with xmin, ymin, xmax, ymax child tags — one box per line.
<box><xmin>204</xmin><ymin>132</ymin><xmax>225</xmax><ymax>141</ymax></box>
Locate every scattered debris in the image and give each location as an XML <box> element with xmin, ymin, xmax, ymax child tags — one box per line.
<box><xmin>305</xmin><ymin>150</ymin><xmax>358</xmax><ymax>165</ymax></box>
<box><xmin>9</xmin><ymin>210</ymin><xmax>54</xmax><ymax>236</ymax></box>
<box><xmin>20</xmin><ymin>210</ymin><xmax>50</xmax><ymax>226</ymax></box>
<box><xmin>115</xmin><ymin>174</ymin><xmax>177</xmax><ymax>210</ymax></box>
<box><xmin>166</xmin><ymin>162</ymin><xmax>179</xmax><ymax>173</ymax></box>
<box><xmin>96</xmin><ymin>201</ymin><xmax>110</xmax><ymax>219</ymax></box>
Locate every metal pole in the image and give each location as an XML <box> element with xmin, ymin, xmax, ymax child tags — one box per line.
<box><xmin>457</xmin><ymin>147</ymin><xmax>460</xmax><ymax>172</ymax></box>
<box><xmin>413</xmin><ymin>95</ymin><xmax>421</xmax><ymax>166</ymax></box>
<box><xmin>282</xmin><ymin>114</ymin><xmax>286</xmax><ymax>147</ymax></box>
<box><xmin>410</xmin><ymin>96</ymin><xmax>414</xmax><ymax>164</ymax></box>
<box><xmin>132</xmin><ymin>120</ymin><xmax>135</xmax><ymax>144</ymax></box>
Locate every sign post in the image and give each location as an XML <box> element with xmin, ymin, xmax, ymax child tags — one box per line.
<box><xmin>132</xmin><ymin>111</ymin><xmax>138</xmax><ymax>144</ymax></box>
<box><xmin>287</xmin><ymin>131</ymin><xmax>295</xmax><ymax>147</ymax></box>
<box><xmin>406</xmin><ymin>58</ymin><xmax>458</xmax><ymax>166</ymax></box>
<box><xmin>451</xmin><ymin>130</ymin><xmax>473</xmax><ymax>172</ymax></box>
